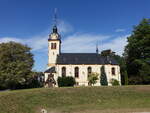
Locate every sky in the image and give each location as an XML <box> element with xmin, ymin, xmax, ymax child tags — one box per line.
<box><xmin>0</xmin><ymin>0</ymin><xmax>150</xmax><ymax>71</ymax></box>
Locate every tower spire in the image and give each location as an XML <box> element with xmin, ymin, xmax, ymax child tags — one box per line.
<box><xmin>52</xmin><ymin>8</ymin><xmax>58</xmax><ymax>33</ymax></box>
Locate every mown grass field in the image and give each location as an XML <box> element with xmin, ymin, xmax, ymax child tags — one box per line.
<box><xmin>0</xmin><ymin>86</ymin><xmax>150</xmax><ymax>113</ymax></box>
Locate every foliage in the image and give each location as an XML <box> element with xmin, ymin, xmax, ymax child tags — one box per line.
<box><xmin>57</xmin><ymin>76</ymin><xmax>76</xmax><ymax>87</ymax></box>
<box><xmin>88</xmin><ymin>72</ymin><xmax>99</xmax><ymax>86</ymax></box>
<box><xmin>124</xmin><ymin>18</ymin><xmax>150</xmax><ymax>84</ymax></box>
<box><xmin>0</xmin><ymin>42</ymin><xmax>34</xmax><ymax>89</ymax></box>
<box><xmin>100</xmin><ymin>66</ymin><xmax>108</xmax><ymax>86</ymax></box>
<box><xmin>27</xmin><ymin>71</ymin><xmax>44</xmax><ymax>88</ymax></box>
<box><xmin>113</xmin><ymin>55</ymin><xmax>128</xmax><ymax>85</ymax></box>
<box><xmin>110</xmin><ymin>79</ymin><xmax>120</xmax><ymax>86</ymax></box>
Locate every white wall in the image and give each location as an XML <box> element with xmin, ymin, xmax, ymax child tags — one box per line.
<box><xmin>46</xmin><ymin>64</ymin><xmax>121</xmax><ymax>86</ymax></box>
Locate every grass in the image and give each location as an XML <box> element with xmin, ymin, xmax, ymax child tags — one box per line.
<box><xmin>0</xmin><ymin>85</ymin><xmax>150</xmax><ymax>113</ymax></box>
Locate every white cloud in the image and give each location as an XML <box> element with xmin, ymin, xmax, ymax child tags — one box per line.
<box><xmin>62</xmin><ymin>34</ymin><xmax>111</xmax><ymax>53</ymax></box>
<box><xmin>0</xmin><ymin>20</ymin><xmax>129</xmax><ymax>56</ymax></box>
<box><xmin>0</xmin><ymin>33</ymin><xmax>129</xmax><ymax>56</ymax></box>
<box><xmin>115</xmin><ymin>29</ymin><xmax>125</xmax><ymax>32</ymax></box>
<box><xmin>101</xmin><ymin>35</ymin><xmax>129</xmax><ymax>55</ymax></box>
<box><xmin>0</xmin><ymin>35</ymin><xmax>48</xmax><ymax>52</ymax></box>
<box><xmin>62</xmin><ymin>34</ymin><xmax>129</xmax><ymax>56</ymax></box>
<box><xmin>0</xmin><ymin>37</ymin><xmax>22</xmax><ymax>43</ymax></box>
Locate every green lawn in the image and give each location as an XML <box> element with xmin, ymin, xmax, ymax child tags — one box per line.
<box><xmin>0</xmin><ymin>86</ymin><xmax>150</xmax><ymax>113</ymax></box>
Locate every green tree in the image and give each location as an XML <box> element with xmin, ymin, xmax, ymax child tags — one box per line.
<box><xmin>0</xmin><ymin>41</ymin><xmax>34</xmax><ymax>89</ymax></box>
<box><xmin>100</xmin><ymin>66</ymin><xmax>108</xmax><ymax>86</ymax></box>
<box><xmin>88</xmin><ymin>72</ymin><xmax>99</xmax><ymax>86</ymax></box>
<box><xmin>124</xmin><ymin>18</ymin><xmax>150</xmax><ymax>84</ymax></box>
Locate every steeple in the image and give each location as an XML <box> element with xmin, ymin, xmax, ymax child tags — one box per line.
<box><xmin>52</xmin><ymin>8</ymin><xmax>58</xmax><ymax>33</ymax></box>
<box><xmin>49</xmin><ymin>8</ymin><xmax>61</xmax><ymax>40</ymax></box>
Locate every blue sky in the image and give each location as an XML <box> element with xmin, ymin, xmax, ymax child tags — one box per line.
<box><xmin>0</xmin><ymin>0</ymin><xmax>150</xmax><ymax>71</ymax></box>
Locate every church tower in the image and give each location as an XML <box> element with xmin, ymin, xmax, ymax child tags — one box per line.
<box><xmin>48</xmin><ymin>25</ymin><xmax>61</xmax><ymax>67</ymax></box>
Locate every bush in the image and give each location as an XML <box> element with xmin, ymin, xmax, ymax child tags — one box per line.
<box><xmin>57</xmin><ymin>76</ymin><xmax>76</xmax><ymax>87</ymax></box>
<box><xmin>88</xmin><ymin>72</ymin><xmax>99</xmax><ymax>86</ymax></box>
<box><xmin>111</xmin><ymin>79</ymin><xmax>120</xmax><ymax>86</ymax></box>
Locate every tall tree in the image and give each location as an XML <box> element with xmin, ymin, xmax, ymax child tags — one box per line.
<box><xmin>100</xmin><ymin>66</ymin><xmax>108</xmax><ymax>86</ymax></box>
<box><xmin>124</xmin><ymin>18</ymin><xmax>150</xmax><ymax>84</ymax></box>
<box><xmin>0</xmin><ymin>42</ymin><xmax>34</xmax><ymax>89</ymax></box>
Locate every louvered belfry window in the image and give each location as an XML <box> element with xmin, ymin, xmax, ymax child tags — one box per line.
<box><xmin>51</xmin><ymin>43</ymin><xmax>56</xmax><ymax>49</ymax></box>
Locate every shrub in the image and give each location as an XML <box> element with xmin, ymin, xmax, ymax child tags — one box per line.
<box><xmin>57</xmin><ymin>76</ymin><xmax>76</xmax><ymax>87</ymax></box>
<box><xmin>111</xmin><ymin>79</ymin><xmax>120</xmax><ymax>86</ymax></box>
<box><xmin>88</xmin><ymin>72</ymin><xmax>99</xmax><ymax>86</ymax></box>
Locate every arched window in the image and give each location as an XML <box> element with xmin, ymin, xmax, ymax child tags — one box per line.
<box><xmin>62</xmin><ymin>67</ymin><xmax>66</xmax><ymax>77</ymax></box>
<box><xmin>75</xmin><ymin>67</ymin><xmax>79</xmax><ymax>78</ymax></box>
<box><xmin>111</xmin><ymin>67</ymin><xmax>115</xmax><ymax>75</ymax></box>
<box><xmin>87</xmin><ymin>67</ymin><xmax>92</xmax><ymax>77</ymax></box>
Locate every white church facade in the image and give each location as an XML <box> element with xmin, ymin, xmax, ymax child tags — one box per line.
<box><xmin>44</xmin><ymin>25</ymin><xmax>121</xmax><ymax>87</ymax></box>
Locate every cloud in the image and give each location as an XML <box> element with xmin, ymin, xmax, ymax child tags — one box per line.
<box><xmin>0</xmin><ymin>35</ymin><xmax>48</xmax><ymax>52</ymax></box>
<box><xmin>61</xmin><ymin>33</ymin><xmax>111</xmax><ymax>53</ymax></box>
<box><xmin>62</xmin><ymin>34</ymin><xmax>129</xmax><ymax>56</ymax></box>
<box><xmin>0</xmin><ymin>33</ymin><xmax>129</xmax><ymax>56</ymax></box>
<box><xmin>101</xmin><ymin>35</ymin><xmax>129</xmax><ymax>55</ymax></box>
<box><xmin>115</xmin><ymin>29</ymin><xmax>125</xmax><ymax>32</ymax></box>
<box><xmin>0</xmin><ymin>37</ymin><xmax>22</xmax><ymax>43</ymax></box>
<box><xmin>0</xmin><ymin>20</ymin><xmax>129</xmax><ymax>56</ymax></box>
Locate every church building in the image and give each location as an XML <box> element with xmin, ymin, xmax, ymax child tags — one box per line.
<box><xmin>44</xmin><ymin>24</ymin><xmax>121</xmax><ymax>87</ymax></box>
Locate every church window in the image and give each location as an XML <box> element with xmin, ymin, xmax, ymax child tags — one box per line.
<box><xmin>75</xmin><ymin>67</ymin><xmax>79</xmax><ymax>78</ymax></box>
<box><xmin>51</xmin><ymin>43</ymin><xmax>57</xmax><ymax>49</ymax></box>
<box><xmin>62</xmin><ymin>67</ymin><xmax>66</xmax><ymax>77</ymax></box>
<box><xmin>87</xmin><ymin>67</ymin><xmax>92</xmax><ymax>77</ymax></box>
<box><xmin>111</xmin><ymin>67</ymin><xmax>115</xmax><ymax>75</ymax></box>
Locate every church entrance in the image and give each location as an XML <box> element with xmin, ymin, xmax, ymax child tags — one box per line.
<box><xmin>45</xmin><ymin>73</ymin><xmax>56</xmax><ymax>87</ymax></box>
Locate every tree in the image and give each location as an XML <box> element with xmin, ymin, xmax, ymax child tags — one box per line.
<box><xmin>124</xmin><ymin>18</ymin><xmax>150</xmax><ymax>84</ymax></box>
<box><xmin>27</xmin><ymin>71</ymin><xmax>44</xmax><ymax>88</ymax></box>
<box><xmin>100</xmin><ymin>66</ymin><xmax>108</xmax><ymax>86</ymax></box>
<box><xmin>88</xmin><ymin>72</ymin><xmax>99</xmax><ymax>86</ymax></box>
<box><xmin>0</xmin><ymin>41</ymin><xmax>34</xmax><ymax>89</ymax></box>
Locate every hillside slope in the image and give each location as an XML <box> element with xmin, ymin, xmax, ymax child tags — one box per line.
<box><xmin>0</xmin><ymin>86</ymin><xmax>150</xmax><ymax>113</ymax></box>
